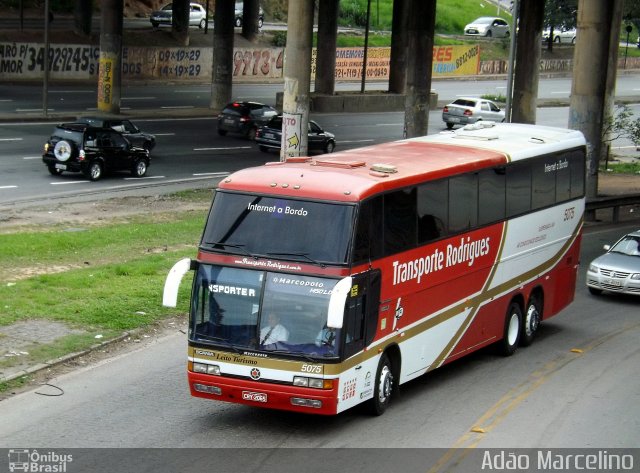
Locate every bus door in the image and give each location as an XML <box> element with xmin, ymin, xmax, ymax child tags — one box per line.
<box><xmin>337</xmin><ymin>270</ymin><xmax>382</xmax><ymax>411</ymax></box>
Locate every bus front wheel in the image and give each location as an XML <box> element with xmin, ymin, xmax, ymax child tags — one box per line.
<box><xmin>500</xmin><ymin>302</ymin><xmax>522</xmax><ymax>356</ymax></box>
<box><xmin>368</xmin><ymin>353</ymin><xmax>394</xmax><ymax>416</ymax></box>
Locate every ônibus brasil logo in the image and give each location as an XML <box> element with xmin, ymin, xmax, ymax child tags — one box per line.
<box><xmin>8</xmin><ymin>449</ymin><xmax>73</xmax><ymax>472</ymax></box>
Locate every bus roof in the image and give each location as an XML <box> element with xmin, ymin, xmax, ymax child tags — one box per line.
<box><xmin>219</xmin><ymin>123</ymin><xmax>586</xmax><ymax>202</ymax></box>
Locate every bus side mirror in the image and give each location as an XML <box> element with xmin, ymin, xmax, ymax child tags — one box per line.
<box><xmin>327</xmin><ymin>276</ymin><xmax>352</xmax><ymax>329</ymax></box>
<box><xmin>162</xmin><ymin>258</ymin><xmax>195</xmax><ymax>307</ymax></box>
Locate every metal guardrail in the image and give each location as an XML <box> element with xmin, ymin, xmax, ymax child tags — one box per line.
<box><xmin>586</xmin><ymin>194</ymin><xmax>640</xmax><ymax>222</ymax></box>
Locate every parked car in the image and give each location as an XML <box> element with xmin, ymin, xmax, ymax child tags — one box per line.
<box><xmin>586</xmin><ymin>229</ymin><xmax>640</xmax><ymax>296</ymax></box>
<box><xmin>442</xmin><ymin>97</ymin><xmax>505</xmax><ymax>129</ymax></box>
<box><xmin>76</xmin><ymin>117</ymin><xmax>156</xmax><ymax>152</ymax></box>
<box><xmin>42</xmin><ymin>123</ymin><xmax>150</xmax><ymax>181</ymax></box>
<box><xmin>463</xmin><ymin>17</ymin><xmax>510</xmax><ymax>38</ymax></box>
<box><xmin>255</xmin><ymin>115</ymin><xmax>336</xmax><ymax>154</ymax></box>
<box><xmin>150</xmin><ymin>2</ymin><xmax>208</xmax><ymax>29</ymax></box>
<box><xmin>234</xmin><ymin>1</ymin><xmax>264</xmax><ymax>28</ymax></box>
<box><xmin>217</xmin><ymin>101</ymin><xmax>278</xmax><ymax>139</ymax></box>
<box><xmin>542</xmin><ymin>27</ymin><xmax>577</xmax><ymax>44</ymax></box>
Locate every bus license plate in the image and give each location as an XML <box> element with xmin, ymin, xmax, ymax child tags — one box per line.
<box><xmin>242</xmin><ymin>391</ymin><xmax>267</xmax><ymax>403</ymax></box>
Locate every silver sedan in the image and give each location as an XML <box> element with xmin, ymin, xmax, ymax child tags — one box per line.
<box><xmin>586</xmin><ymin>229</ymin><xmax>640</xmax><ymax>296</ymax></box>
<box><xmin>441</xmin><ymin>97</ymin><xmax>505</xmax><ymax>129</ymax></box>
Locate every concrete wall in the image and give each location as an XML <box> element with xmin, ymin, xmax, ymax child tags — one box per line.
<box><xmin>2</xmin><ymin>42</ymin><xmax>639</xmax><ymax>83</ymax></box>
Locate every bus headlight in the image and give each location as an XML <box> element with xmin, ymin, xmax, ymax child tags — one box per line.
<box><xmin>293</xmin><ymin>376</ymin><xmax>333</xmax><ymax>389</ymax></box>
<box><xmin>192</xmin><ymin>362</ymin><xmax>221</xmax><ymax>375</ymax></box>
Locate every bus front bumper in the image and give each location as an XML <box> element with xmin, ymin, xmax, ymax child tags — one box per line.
<box><xmin>188</xmin><ymin>371</ymin><xmax>340</xmax><ymax>415</ymax></box>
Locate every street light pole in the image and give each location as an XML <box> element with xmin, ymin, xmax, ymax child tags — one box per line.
<box><xmin>43</xmin><ymin>0</ymin><xmax>49</xmax><ymax>117</ymax></box>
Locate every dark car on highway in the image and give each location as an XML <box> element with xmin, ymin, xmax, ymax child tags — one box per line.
<box><xmin>255</xmin><ymin>115</ymin><xmax>336</xmax><ymax>154</ymax></box>
<box><xmin>42</xmin><ymin>123</ymin><xmax>150</xmax><ymax>181</ymax></box>
<box><xmin>217</xmin><ymin>101</ymin><xmax>278</xmax><ymax>140</ymax></box>
<box><xmin>77</xmin><ymin>117</ymin><xmax>156</xmax><ymax>151</ymax></box>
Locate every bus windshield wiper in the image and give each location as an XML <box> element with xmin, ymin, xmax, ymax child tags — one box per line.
<box><xmin>204</xmin><ymin>241</ymin><xmax>255</xmax><ymax>258</ymax></box>
<box><xmin>265</xmin><ymin>252</ymin><xmax>319</xmax><ymax>264</ymax></box>
<box><xmin>267</xmin><ymin>349</ymin><xmax>316</xmax><ymax>362</ymax></box>
<box><xmin>195</xmin><ymin>334</ymin><xmax>242</xmax><ymax>354</ymax></box>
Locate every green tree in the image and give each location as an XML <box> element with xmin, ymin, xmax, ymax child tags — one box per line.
<box><xmin>543</xmin><ymin>0</ymin><xmax>578</xmax><ymax>51</ymax></box>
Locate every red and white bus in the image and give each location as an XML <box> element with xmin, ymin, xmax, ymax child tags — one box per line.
<box><xmin>163</xmin><ymin>122</ymin><xmax>586</xmax><ymax>416</ymax></box>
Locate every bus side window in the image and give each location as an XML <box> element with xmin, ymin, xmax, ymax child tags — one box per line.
<box><xmin>353</xmin><ymin>196</ymin><xmax>383</xmax><ymax>263</ymax></box>
<box><xmin>343</xmin><ymin>295</ymin><xmax>365</xmax><ymax>358</ymax></box>
<box><xmin>418</xmin><ymin>179</ymin><xmax>448</xmax><ymax>243</ymax></box>
<box><xmin>384</xmin><ymin>188</ymin><xmax>417</xmax><ymax>256</ymax></box>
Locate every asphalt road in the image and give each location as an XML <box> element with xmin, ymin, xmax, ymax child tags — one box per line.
<box><xmin>1</xmin><ymin>104</ymin><xmax>639</xmax><ymax>208</ymax></box>
<box><xmin>1</xmin><ymin>74</ymin><xmax>640</xmax><ymax>117</ymax></box>
<box><xmin>0</xmin><ymin>223</ymin><xmax>637</xmax><ymax>468</ymax></box>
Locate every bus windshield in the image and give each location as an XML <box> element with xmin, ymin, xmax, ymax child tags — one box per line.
<box><xmin>190</xmin><ymin>264</ymin><xmax>344</xmax><ymax>359</ymax></box>
<box><xmin>201</xmin><ymin>191</ymin><xmax>355</xmax><ymax>265</ymax></box>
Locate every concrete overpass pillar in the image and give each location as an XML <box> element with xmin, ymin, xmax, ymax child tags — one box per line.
<box><xmin>315</xmin><ymin>0</ymin><xmax>339</xmax><ymax>95</ymax></box>
<box><xmin>511</xmin><ymin>0</ymin><xmax>544</xmax><ymax>124</ymax></box>
<box><xmin>389</xmin><ymin>0</ymin><xmax>408</xmax><ymax>94</ymax></box>
<box><xmin>569</xmin><ymin>0</ymin><xmax>623</xmax><ymax>203</ymax></box>
<box><xmin>404</xmin><ymin>0</ymin><xmax>435</xmax><ymax>138</ymax></box>
<box><xmin>210</xmin><ymin>0</ymin><xmax>234</xmax><ymax>111</ymax></box>
<box><xmin>97</xmin><ymin>0</ymin><xmax>122</xmax><ymax>113</ymax></box>
<box><xmin>281</xmin><ymin>0</ymin><xmax>315</xmax><ymax>159</ymax></box>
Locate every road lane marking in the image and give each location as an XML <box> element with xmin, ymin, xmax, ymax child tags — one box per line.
<box><xmin>23</xmin><ymin>156</ymin><xmax>41</xmax><ymax>160</ymax></box>
<box><xmin>193</xmin><ymin>172</ymin><xmax>230</xmax><ymax>177</ymax></box>
<box><xmin>15</xmin><ymin>108</ymin><xmax>55</xmax><ymax>112</ymax></box>
<box><xmin>427</xmin><ymin>321</ymin><xmax>640</xmax><ymax>473</ymax></box>
<box><xmin>340</xmin><ymin>139</ymin><xmax>374</xmax><ymax>144</ymax></box>
<box><xmin>123</xmin><ymin>176</ymin><xmax>165</xmax><ymax>180</ymax></box>
<box><xmin>0</xmin><ymin>138</ymin><xmax>23</xmax><ymax>141</ymax></box>
<box><xmin>0</xmin><ymin>185</ymin><xmax>18</xmax><ymax>189</ymax></box>
<box><xmin>50</xmin><ymin>181</ymin><xmax>90</xmax><ymax>185</ymax></box>
<box><xmin>193</xmin><ymin>146</ymin><xmax>252</xmax><ymax>151</ymax></box>
<box><xmin>161</xmin><ymin>105</ymin><xmax>195</xmax><ymax>109</ymax></box>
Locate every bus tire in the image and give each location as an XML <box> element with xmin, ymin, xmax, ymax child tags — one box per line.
<box><xmin>368</xmin><ymin>353</ymin><xmax>394</xmax><ymax>416</ymax></box>
<box><xmin>521</xmin><ymin>294</ymin><xmax>541</xmax><ymax>347</ymax></box>
<box><xmin>500</xmin><ymin>302</ymin><xmax>522</xmax><ymax>356</ymax></box>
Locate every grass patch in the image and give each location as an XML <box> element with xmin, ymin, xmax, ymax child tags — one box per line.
<box><xmin>0</xmin><ymin>209</ymin><xmax>206</xmax><ymax>282</ymax></box>
<box><xmin>0</xmin><ymin>252</ymin><xmax>193</xmax><ymax>330</ymax></box>
<box><xmin>602</xmin><ymin>161</ymin><xmax>640</xmax><ymax>174</ymax></box>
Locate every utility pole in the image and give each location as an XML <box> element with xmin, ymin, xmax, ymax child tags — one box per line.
<box><xmin>97</xmin><ymin>0</ymin><xmax>122</xmax><ymax>113</ymax></box>
<box><xmin>281</xmin><ymin>0</ymin><xmax>314</xmax><ymax>159</ymax></box>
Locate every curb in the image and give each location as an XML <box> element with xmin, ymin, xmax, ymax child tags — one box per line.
<box><xmin>0</xmin><ymin>331</ymin><xmax>132</xmax><ymax>384</ymax></box>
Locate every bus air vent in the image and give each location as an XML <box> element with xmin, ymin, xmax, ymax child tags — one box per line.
<box><xmin>370</xmin><ymin>163</ymin><xmax>398</xmax><ymax>174</ymax></box>
<box><xmin>313</xmin><ymin>159</ymin><xmax>366</xmax><ymax>169</ymax></box>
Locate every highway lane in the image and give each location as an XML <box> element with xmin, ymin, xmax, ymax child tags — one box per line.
<box><xmin>0</xmin><ymin>223</ymin><xmax>637</xmax><ymax>458</ymax></box>
<box><xmin>2</xmin><ymin>105</ymin><xmax>639</xmax><ymax>207</ymax></box>
<box><xmin>2</xmin><ymin>74</ymin><xmax>640</xmax><ymax>116</ymax></box>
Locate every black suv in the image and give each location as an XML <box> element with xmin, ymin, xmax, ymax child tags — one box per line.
<box><xmin>76</xmin><ymin>117</ymin><xmax>156</xmax><ymax>152</ymax></box>
<box><xmin>42</xmin><ymin>123</ymin><xmax>150</xmax><ymax>181</ymax></box>
<box><xmin>217</xmin><ymin>101</ymin><xmax>278</xmax><ymax>140</ymax></box>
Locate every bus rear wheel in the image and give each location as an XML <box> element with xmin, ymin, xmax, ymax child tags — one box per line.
<box><xmin>368</xmin><ymin>353</ymin><xmax>394</xmax><ymax>416</ymax></box>
<box><xmin>500</xmin><ymin>302</ymin><xmax>522</xmax><ymax>356</ymax></box>
<box><xmin>521</xmin><ymin>294</ymin><xmax>541</xmax><ymax>346</ymax></box>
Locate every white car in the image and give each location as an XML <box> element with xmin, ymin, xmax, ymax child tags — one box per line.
<box><xmin>150</xmin><ymin>2</ymin><xmax>208</xmax><ymax>29</ymax></box>
<box><xmin>442</xmin><ymin>97</ymin><xmax>505</xmax><ymax>129</ymax></box>
<box><xmin>586</xmin><ymin>229</ymin><xmax>640</xmax><ymax>296</ymax></box>
<box><xmin>463</xmin><ymin>17</ymin><xmax>510</xmax><ymax>38</ymax></box>
<box><xmin>542</xmin><ymin>27</ymin><xmax>577</xmax><ymax>44</ymax></box>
